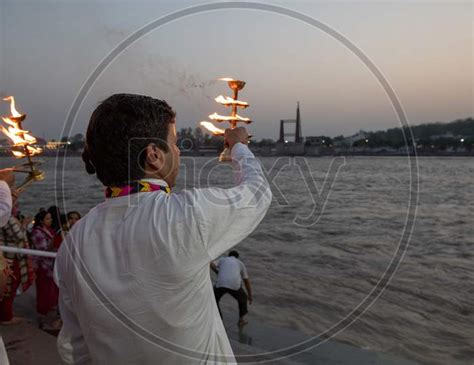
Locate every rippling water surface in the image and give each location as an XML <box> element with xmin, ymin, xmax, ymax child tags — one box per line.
<box><xmin>1</xmin><ymin>156</ymin><xmax>472</xmax><ymax>365</ymax></box>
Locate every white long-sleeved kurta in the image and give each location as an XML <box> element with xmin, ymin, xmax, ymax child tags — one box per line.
<box><xmin>0</xmin><ymin>181</ymin><xmax>12</xmax><ymax>228</ymax></box>
<box><xmin>54</xmin><ymin>143</ymin><xmax>272</xmax><ymax>364</ymax></box>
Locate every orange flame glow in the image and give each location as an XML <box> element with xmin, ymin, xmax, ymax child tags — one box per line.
<box><xmin>3</xmin><ymin>96</ymin><xmax>23</xmax><ymax>118</ymax></box>
<box><xmin>1</xmin><ymin>97</ymin><xmax>42</xmax><ymax>158</ymax></box>
<box><xmin>218</xmin><ymin>77</ymin><xmax>234</xmax><ymax>82</ymax></box>
<box><xmin>200</xmin><ymin>121</ymin><xmax>225</xmax><ymax>135</ymax></box>
<box><xmin>209</xmin><ymin>112</ymin><xmax>251</xmax><ymax>123</ymax></box>
<box><xmin>215</xmin><ymin>95</ymin><xmax>248</xmax><ymax>108</ymax></box>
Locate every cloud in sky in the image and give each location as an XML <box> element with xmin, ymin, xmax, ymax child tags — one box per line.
<box><xmin>0</xmin><ymin>0</ymin><xmax>472</xmax><ymax>140</ymax></box>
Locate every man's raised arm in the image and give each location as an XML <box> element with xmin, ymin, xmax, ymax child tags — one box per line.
<box><xmin>187</xmin><ymin>127</ymin><xmax>272</xmax><ymax>260</ymax></box>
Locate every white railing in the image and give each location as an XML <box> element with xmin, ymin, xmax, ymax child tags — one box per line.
<box><xmin>0</xmin><ymin>246</ymin><xmax>57</xmax><ymax>258</ymax></box>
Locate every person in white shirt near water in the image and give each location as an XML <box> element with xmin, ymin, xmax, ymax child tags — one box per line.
<box><xmin>54</xmin><ymin>94</ymin><xmax>272</xmax><ymax>364</ymax></box>
<box><xmin>211</xmin><ymin>251</ymin><xmax>252</xmax><ymax>327</ymax></box>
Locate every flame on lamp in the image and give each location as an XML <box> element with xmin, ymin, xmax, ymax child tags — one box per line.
<box><xmin>209</xmin><ymin>112</ymin><xmax>251</xmax><ymax>123</ymax></box>
<box><xmin>215</xmin><ymin>95</ymin><xmax>248</xmax><ymax>108</ymax></box>
<box><xmin>1</xmin><ymin>97</ymin><xmax>42</xmax><ymax>158</ymax></box>
<box><xmin>200</xmin><ymin>121</ymin><xmax>225</xmax><ymax>136</ymax></box>
<box><xmin>3</xmin><ymin>96</ymin><xmax>22</xmax><ymax>118</ymax></box>
<box><xmin>199</xmin><ymin>77</ymin><xmax>250</xmax><ymax>161</ymax></box>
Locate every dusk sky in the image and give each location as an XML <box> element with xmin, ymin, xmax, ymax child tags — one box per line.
<box><xmin>0</xmin><ymin>0</ymin><xmax>472</xmax><ymax>140</ymax></box>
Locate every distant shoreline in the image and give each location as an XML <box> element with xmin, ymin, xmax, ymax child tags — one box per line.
<box><xmin>0</xmin><ymin>150</ymin><xmax>472</xmax><ymax>158</ymax></box>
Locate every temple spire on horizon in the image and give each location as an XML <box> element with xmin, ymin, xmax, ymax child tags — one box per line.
<box><xmin>295</xmin><ymin>101</ymin><xmax>302</xmax><ymax>143</ymax></box>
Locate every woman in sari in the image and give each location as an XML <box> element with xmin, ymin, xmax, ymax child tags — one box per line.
<box><xmin>0</xmin><ymin>257</ymin><xmax>11</xmax><ymax>302</ymax></box>
<box><xmin>31</xmin><ymin>210</ymin><xmax>59</xmax><ymax>328</ymax></box>
<box><xmin>47</xmin><ymin>206</ymin><xmax>64</xmax><ymax>250</ymax></box>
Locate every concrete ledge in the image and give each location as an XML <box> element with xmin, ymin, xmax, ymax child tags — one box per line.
<box><xmin>0</xmin><ymin>322</ymin><xmax>61</xmax><ymax>365</ymax></box>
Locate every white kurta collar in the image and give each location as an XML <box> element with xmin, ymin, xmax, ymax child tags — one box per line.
<box><xmin>140</xmin><ymin>178</ymin><xmax>169</xmax><ymax>187</ymax></box>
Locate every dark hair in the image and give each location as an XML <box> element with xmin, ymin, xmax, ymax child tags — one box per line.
<box><xmin>59</xmin><ymin>214</ymin><xmax>67</xmax><ymax>226</ymax></box>
<box><xmin>34</xmin><ymin>210</ymin><xmax>50</xmax><ymax>228</ymax></box>
<box><xmin>47</xmin><ymin>206</ymin><xmax>61</xmax><ymax>232</ymax></box>
<box><xmin>67</xmin><ymin>211</ymin><xmax>81</xmax><ymax>220</ymax></box>
<box><xmin>82</xmin><ymin>93</ymin><xmax>176</xmax><ymax>186</ymax></box>
<box><xmin>228</xmin><ymin>250</ymin><xmax>239</xmax><ymax>258</ymax></box>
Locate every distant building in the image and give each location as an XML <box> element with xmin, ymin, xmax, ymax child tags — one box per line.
<box><xmin>429</xmin><ymin>132</ymin><xmax>463</xmax><ymax>140</ymax></box>
<box><xmin>276</xmin><ymin>102</ymin><xmax>305</xmax><ymax>155</ymax></box>
<box><xmin>305</xmin><ymin>136</ymin><xmax>331</xmax><ymax>146</ymax></box>
<box><xmin>340</xmin><ymin>131</ymin><xmax>368</xmax><ymax>147</ymax></box>
<box><xmin>45</xmin><ymin>141</ymin><xmax>70</xmax><ymax>150</ymax></box>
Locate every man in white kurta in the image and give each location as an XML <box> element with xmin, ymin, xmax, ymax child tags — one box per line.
<box><xmin>54</xmin><ymin>141</ymin><xmax>271</xmax><ymax>364</ymax></box>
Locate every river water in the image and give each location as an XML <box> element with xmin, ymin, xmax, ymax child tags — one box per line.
<box><xmin>1</xmin><ymin>155</ymin><xmax>472</xmax><ymax>365</ymax></box>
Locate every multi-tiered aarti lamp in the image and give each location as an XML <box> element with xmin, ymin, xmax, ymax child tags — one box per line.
<box><xmin>1</xmin><ymin>96</ymin><xmax>44</xmax><ymax>192</ymax></box>
<box><xmin>200</xmin><ymin>78</ymin><xmax>252</xmax><ymax>161</ymax></box>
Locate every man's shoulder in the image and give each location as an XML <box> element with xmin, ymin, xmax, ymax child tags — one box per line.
<box><xmin>237</xmin><ymin>259</ymin><xmax>247</xmax><ymax>269</ymax></box>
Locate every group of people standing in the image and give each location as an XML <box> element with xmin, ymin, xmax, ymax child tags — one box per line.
<box><xmin>28</xmin><ymin>207</ymin><xmax>81</xmax><ymax>329</ymax></box>
<box><xmin>0</xmin><ymin>170</ymin><xmax>81</xmax><ymax>331</ymax></box>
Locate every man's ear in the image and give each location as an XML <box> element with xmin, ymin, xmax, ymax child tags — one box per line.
<box><xmin>144</xmin><ymin>144</ymin><xmax>165</xmax><ymax>172</ymax></box>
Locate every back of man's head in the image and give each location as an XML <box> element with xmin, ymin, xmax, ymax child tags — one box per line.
<box><xmin>228</xmin><ymin>250</ymin><xmax>239</xmax><ymax>258</ymax></box>
<box><xmin>82</xmin><ymin>93</ymin><xmax>175</xmax><ymax>186</ymax></box>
